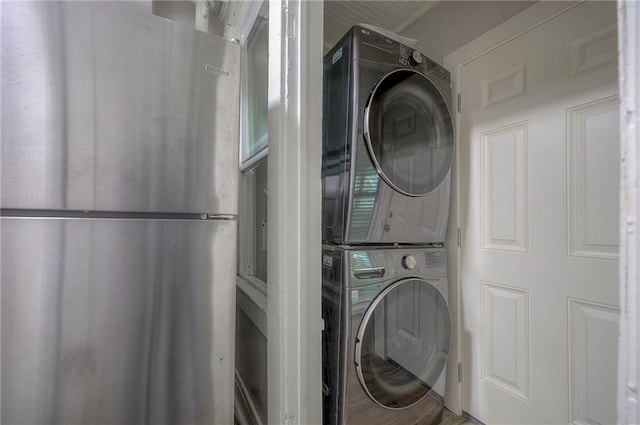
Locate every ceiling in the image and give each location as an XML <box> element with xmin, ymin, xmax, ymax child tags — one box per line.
<box><xmin>323</xmin><ymin>1</ymin><xmax>439</xmax><ymax>51</ymax></box>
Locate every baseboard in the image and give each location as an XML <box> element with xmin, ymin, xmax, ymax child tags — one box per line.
<box><xmin>234</xmin><ymin>370</ymin><xmax>264</xmax><ymax>425</ymax></box>
<box><xmin>431</xmin><ymin>390</ymin><xmax>445</xmax><ymax>403</ymax></box>
<box><xmin>462</xmin><ymin>410</ymin><xmax>486</xmax><ymax>425</ymax></box>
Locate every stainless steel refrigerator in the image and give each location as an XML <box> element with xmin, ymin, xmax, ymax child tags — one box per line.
<box><xmin>1</xmin><ymin>2</ymin><xmax>240</xmax><ymax>424</ymax></box>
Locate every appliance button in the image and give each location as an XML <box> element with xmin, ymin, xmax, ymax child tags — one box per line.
<box><xmin>409</xmin><ymin>50</ymin><xmax>423</xmax><ymax>66</ymax></box>
<box><xmin>402</xmin><ymin>255</ymin><xmax>417</xmax><ymax>270</ymax></box>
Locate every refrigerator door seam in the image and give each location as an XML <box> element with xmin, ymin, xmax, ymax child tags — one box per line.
<box><xmin>0</xmin><ymin>209</ymin><xmax>238</xmax><ymax>221</ymax></box>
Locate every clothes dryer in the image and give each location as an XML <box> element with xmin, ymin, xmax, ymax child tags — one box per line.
<box><xmin>322</xmin><ymin>26</ymin><xmax>454</xmax><ymax>245</ymax></box>
<box><xmin>322</xmin><ymin>245</ymin><xmax>451</xmax><ymax>425</ymax></box>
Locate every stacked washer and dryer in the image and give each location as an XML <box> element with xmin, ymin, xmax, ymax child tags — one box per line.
<box><xmin>321</xmin><ymin>26</ymin><xmax>455</xmax><ymax>425</ymax></box>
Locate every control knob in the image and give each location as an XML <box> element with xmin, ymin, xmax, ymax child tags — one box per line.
<box><xmin>402</xmin><ymin>255</ymin><xmax>417</xmax><ymax>270</ymax></box>
<box><xmin>409</xmin><ymin>50</ymin><xmax>423</xmax><ymax>66</ymax></box>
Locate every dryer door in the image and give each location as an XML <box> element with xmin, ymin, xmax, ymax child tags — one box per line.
<box><xmin>355</xmin><ymin>278</ymin><xmax>451</xmax><ymax>409</ymax></box>
<box><xmin>363</xmin><ymin>69</ymin><xmax>454</xmax><ymax>197</ymax></box>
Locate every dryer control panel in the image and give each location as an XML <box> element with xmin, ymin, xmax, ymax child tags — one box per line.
<box><xmin>398</xmin><ymin>44</ymin><xmax>450</xmax><ymax>84</ymax></box>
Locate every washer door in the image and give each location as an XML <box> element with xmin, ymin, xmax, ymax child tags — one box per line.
<box><xmin>355</xmin><ymin>278</ymin><xmax>451</xmax><ymax>409</ymax></box>
<box><xmin>363</xmin><ymin>69</ymin><xmax>454</xmax><ymax>197</ymax></box>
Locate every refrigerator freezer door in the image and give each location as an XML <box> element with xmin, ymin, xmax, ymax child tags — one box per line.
<box><xmin>1</xmin><ymin>1</ymin><xmax>239</xmax><ymax>214</ymax></box>
<box><xmin>1</xmin><ymin>217</ymin><xmax>237</xmax><ymax>425</ymax></box>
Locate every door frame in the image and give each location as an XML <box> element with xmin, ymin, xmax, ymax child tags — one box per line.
<box><xmin>266</xmin><ymin>0</ymin><xmax>324</xmax><ymax>424</ymax></box>
<box><xmin>617</xmin><ymin>0</ymin><xmax>640</xmax><ymax>422</ymax></box>
<box><xmin>227</xmin><ymin>0</ymin><xmax>323</xmax><ymax>422</ymax></box>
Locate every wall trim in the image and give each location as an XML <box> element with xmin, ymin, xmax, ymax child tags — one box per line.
<box><xmin>234</xmin><ymin>370</ymin><xmax>265</xmax><ymax>425</ymax></box>
<box><xmin>462</xmin><ymin>410</ymin><xmax>487</xmax><ymax>425</ymax></box>
<box><xmin>223</xmin><ymin>0</ymin><xmax>264</xmax><ymax>44</ymax></box>
<box><xmin>237</xmin><ymin>276</ymin><xmax>268</xmax><ymax>337</ymax></box>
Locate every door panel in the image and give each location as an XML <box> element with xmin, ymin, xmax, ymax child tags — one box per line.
<box><xmin>1</xmin><ymin>1</ymin><xmax>239</xmax><ymax>214</ymax></box>
<box><xmin>568</xmin><ymin>299</ymin><xmax>619</xmax><ymax>424</ymax></box>
<box><xmin>459</xmin><ymin>3</ymin><xmax>619</xmax><ymax>423</ymax></box>
<box><xmin>567</xmin><ymin>96</ymin><xmax>620</xmax><ymax>260</ymax></box>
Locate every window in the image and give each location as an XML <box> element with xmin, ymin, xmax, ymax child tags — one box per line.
<box><xmin>238</xmin><ymin>3</ymin><xmax>268</xmax><ymax>293</ymax></box>
<box><xmin>241</xmin><ymin>7</ymin><xmax>268</xmax><ymax>163</ymax></box>
<box><xmin>239</xmin><ymin>157</ymin><xmax>268</xmax><ymax>289</ymax></box>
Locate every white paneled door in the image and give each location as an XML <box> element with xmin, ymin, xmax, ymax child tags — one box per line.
<box><xmin>458</xmin><ymin>2</ymin><xmax>619</xmax><ymax>424</ymax></box>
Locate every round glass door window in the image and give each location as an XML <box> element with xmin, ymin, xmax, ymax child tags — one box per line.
<box><xmin>355</xmin><ymin>278</ymin><xmax>451</xmax><ymax>409</ymax></box>
<box><xmin>364</xmin><ymin>69</ymin><xmax>454</xmax><ymax>197</ymax></box>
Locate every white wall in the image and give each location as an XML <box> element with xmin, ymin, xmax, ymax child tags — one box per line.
<box><xmin>399</xmin><ymin>1</ymin><xmax>536</xmax><ymax>64</ymax></box>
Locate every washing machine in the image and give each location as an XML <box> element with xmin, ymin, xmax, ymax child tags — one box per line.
<box><xmin>321</xmin><ymin>245</ymin><xmax>451</xmax><ymax>425</ymax></box>
<box><xmin>322</xmin><ymin>25</ymin><xmax>455</xmax><ymax>245</ymax></box>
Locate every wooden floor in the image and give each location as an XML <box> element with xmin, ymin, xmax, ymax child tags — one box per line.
<box><xmin>440</xmin><ymin>408</ymin><xmax>472</xmax><ymax>425</ymax></box>
<box><xmin>235</xmin><ymin>406</ymin><xmax>471</xmax><ymax>425</ymax></box>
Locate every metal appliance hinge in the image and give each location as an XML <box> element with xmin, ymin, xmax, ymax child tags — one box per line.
<box><xmin>458</xmin><ymin>362</ymin><xmax>462</xmax><ymax>382</ymax></box>
<box><xmin>457</xmin><ymin>93</ymin><xmax>462</xmax><ymax>113</ymax></box>
<box><xmin>457</xmin><ymin>227</ymin><xmax>462</xmax><ymax>247</ymax></box>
